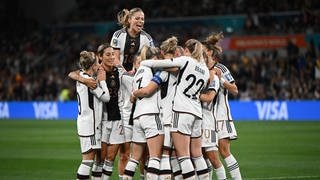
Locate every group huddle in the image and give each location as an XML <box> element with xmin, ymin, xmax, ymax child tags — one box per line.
<box><xmin>70</xmin><ymin>8</ymin><xmax>242</xmax><ymax>180</ymax></box>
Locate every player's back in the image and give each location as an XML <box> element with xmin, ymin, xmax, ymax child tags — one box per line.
<box><xmin>133</xmin><ymin>65</ymin><xmax>161</xmax><ymax>119</ymax></box>
<box><xmin>173</xmin><ymin>56</ymin><xmax>209</xmax><ymax>118</ymax></box>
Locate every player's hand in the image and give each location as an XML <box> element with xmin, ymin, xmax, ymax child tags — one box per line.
<box><xmin>130</xmin><ymin>92</ymin><xmax>136</xmax><ymax>103</ymax></box>
<box><xmin>83</xmin><ymin>78</ymin><xmax>97</xmax><ymax>89</ymax></box>
<box><xmin>214</xmin><ymin>67</ymin><xmax>222</xmax><ymax>78</ymax></box>
<box><xmin>97</xmin><ymin>66</ymin><xmax>106</xmax><ymax>82</ymax></box>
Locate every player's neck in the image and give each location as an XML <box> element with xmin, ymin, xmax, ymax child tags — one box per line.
<box><xmin>85</xmin><ymin>69</ymin><xmax>94</xmax><ymax>77</ymax></box>
<box><xmin>103</xmin><ymin>64</ymin><xmax>113</xmax><ymax>72</ymax></box>
<box><xmin>127</xmin><ymin>28</ymin><xmax>139</xmax><ymax>38</ymax></box>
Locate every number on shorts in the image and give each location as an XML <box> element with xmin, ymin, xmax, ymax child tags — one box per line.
<box><xmin>119</xmin><ymin>125</ymin><xmax>124</xmax><ymax>135</ymax></box>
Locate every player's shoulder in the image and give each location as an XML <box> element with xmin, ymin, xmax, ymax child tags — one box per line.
<box><xmin>113</xmin><ymin>28</ymin><xmax>126</xmax><ymax>38</ymax></box>
<box><xmin>140</xmin><ymin>30</ymin><xmax>153</xmax><ymax>41</ymax></box>
<box><xmin>215</xmin><ymin>62</ymin><xmax>229</xmax><ymax>73</ymax></box>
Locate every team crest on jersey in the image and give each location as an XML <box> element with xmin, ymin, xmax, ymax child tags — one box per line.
<box><xmin>112</xmin><ymin>39</ymin><xmax>118</xmax><ymax>46</ymax></box>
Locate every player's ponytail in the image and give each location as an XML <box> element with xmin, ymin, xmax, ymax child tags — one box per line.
<box><xmin>203</xmin><ymin>32</ymin><xmax>224</xmax><ymax>55</ymax></box>
<box><xmin>185</xmin><ymin>39</ymin><xmax>203</xmax><ymax>62</ymax></box>
<box><xmin>117</xmin><ymin>9</ymin><xmax>130</xmax><ymax>28</ymax></box>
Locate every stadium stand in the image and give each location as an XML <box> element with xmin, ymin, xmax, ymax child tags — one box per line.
<box><xmin>1</xmin><ymin>0</ymin><xmax>319</xmax><ymax>100</ymax></box>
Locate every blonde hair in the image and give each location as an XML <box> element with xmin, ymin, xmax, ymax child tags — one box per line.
<box><xmin>184</xmin><ymin>39</ymin><xmax>203</xmax><ymax>62</ymax></box>
<box><xmin>202</xmin><ymin>32</ymin><xmax>224</xmax><ymax>55</ymax></box>
<box><xmin>160</xmin><ymin>36</ymin><xmax>178</xmax><ymax>55</ymax></box>
<box><xmin>79</xmin><ymin>51</ymin><xmax>96</xmax><ymax>70</ymax></box>
<box><xmin>140</xmin><ymin>45</ymin><xmax>160</xmax><ymax>60</ymax></box>
<box><xmin>117</xmin><ymin>8</ymin><xmax>143</xmax><ymax>28</ymax></box>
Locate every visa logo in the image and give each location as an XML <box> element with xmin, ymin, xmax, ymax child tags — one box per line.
<box><xmin>255</xmin><ymin>101</ymin><xmax>288</xmax><ymax>120</ymax></box>
<box><xmin>33</xmin><ymin>102</ymin><xmax>58</xmax><ymax>119</ymax></box>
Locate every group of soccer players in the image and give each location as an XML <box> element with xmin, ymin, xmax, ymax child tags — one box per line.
<box><xmin>71</xmin><ymin>7</ymin><xmax>242</xmax><ymax>180</ymax></box>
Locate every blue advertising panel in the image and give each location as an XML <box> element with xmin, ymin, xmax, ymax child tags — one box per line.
<box><xmin>0</xmin><ymin>101</ymin><xmax>319</xmax><ymax>121</ymax></box>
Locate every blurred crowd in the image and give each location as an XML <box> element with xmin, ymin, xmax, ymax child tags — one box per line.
<box><xmin>1</xmin><ymin>0</ymin><xmax>320</xmax><ymax>101</ymax></box>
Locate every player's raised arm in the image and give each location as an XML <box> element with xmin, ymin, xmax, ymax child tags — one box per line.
<box><xmin>140</xmin><ymin>57</ymin><xmax>183</xmax><ymax>69</ymax></box>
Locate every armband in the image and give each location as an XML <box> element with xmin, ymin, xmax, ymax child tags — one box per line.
<box><xmin>151</xmin><ymin>75</ymin><xmax>162</xmax><ymax>86</ymax></box>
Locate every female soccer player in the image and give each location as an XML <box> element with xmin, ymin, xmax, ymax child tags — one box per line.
<box><xmin>110</xmin><ymin>8</ymin><xmax>154</xmax><ymax>177</ymax></box>
<box><xmin>123</xmin><ymin>45</ymin><xmax>164</xmax><ymax>180</ymax></box>
<box><xmin>203</xmin><ymin>32</ymin><xmax>242</xmax><ymax>180</ymax></box>
<box><xmin>95</xmin><ymin>43</ymin><xmax>127</xmax><ymax>180</ymax></box>
<box><xmin>140</xmin><ymin>39</ymin><xmax>210</xmax><ymax>179</ymax></box>
<box><xmin>110</xmin><ymin>8</ymin><xmax>154</xmax><ymax>72</ymax></box>
<box><xmin>201</xmin><ymin>34</ymin><xmax>227</xmax><ymax>180</ymax></box>
<box><xmin>131</xmin><ymin>36</ymin><xmax>185</xmax><ymax>180</ymax></box>
<box><xmin>75</xmin><ymin>51</ymin><xmax>110</xmax><ymax>180</ymax></box>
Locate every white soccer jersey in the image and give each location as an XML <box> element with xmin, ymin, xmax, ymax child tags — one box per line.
<box><xmin>213</xmin><ymin>63</ymin><xmax>235</xmax><ymax>121</ymax></box>
<box><xmin>76</xmin><ymin>72</ymin><xmax>110</xmax><ymax>136</ymax></box>
<box><xmin>141</xmin><ymin>56</ymin><xmax>210</xmax><ymax>118</ymax></box>
<box><xmin>132</xmin><ymin>65</ymin><xmax>161</xmax><ymax>119</ymax></box>
<box><xmin>110</xmin><ymin>28</ymin><xmax>154</xmax><ymax>70</ymax></box>
<box><xmin>120</xmin><ymin>72</ymin><xmax>134</xmax><ymax>126</ymax></box>
<box><xmin>160</xmin><ymin>72</ymin><xmax>177</xmax><ymax>125</ymax></box>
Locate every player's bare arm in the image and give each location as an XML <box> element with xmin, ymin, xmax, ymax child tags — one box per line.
<box><xmin>68</xmin><ymin>70</ymin><xmax>97</xmax><ymax>89</ymax></box>
<box><xmin>133</xmin><ymin>81</ymin><xmax>159</xmax><ymax>98</ymax></box>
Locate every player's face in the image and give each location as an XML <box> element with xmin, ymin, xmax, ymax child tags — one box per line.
<box><xmin>129</xmin><ymin>11</ymin><xmax>144</xmax><ymax>33</ymax></box>
<box><xmin>102</xmin><ymin>47</ymin><xmax>115</xmax><ymax>67</ymax></box>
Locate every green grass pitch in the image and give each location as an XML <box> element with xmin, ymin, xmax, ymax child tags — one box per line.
<box><xmin>0</xmin><ymin>120</ymin><xmax>320</xmax><ymax>179</ymax></box>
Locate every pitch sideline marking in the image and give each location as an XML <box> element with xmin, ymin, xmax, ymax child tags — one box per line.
<box><xmin>246</xmin><ymin>175</ymin><xmax>320</xmax><ymax>180</ymax></box>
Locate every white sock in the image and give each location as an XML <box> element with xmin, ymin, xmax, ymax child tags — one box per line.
<box><xmin>147</xmin><ymin>157</ymin><xmax>160</xmax><ymax>180</ymax></box>
<box><xmin>102</xmin><ymin>160</ymin><xmax>114</xmax><ymax>180</ymax></box>
<box><xmin>224</xmin><ymin>155</ymin><xmax>242</xmax><ymax>180</ymax></box>
<box><xmin>77</xmin><ymin>160</ymin><xmax>93</xmax><ymax>179</ymax></box>
<box><xmin>159</xmin><ymin>154</ymin><xmax>171</xmax><ymax>180</ymax></box>
<box><xmin>178</xmin><ymin>156</ymin><xmax>195</xmax><ymax>180</ymax></box>
<box><xmin>140</xmin><ymin>174</ymin><xmax>145</xmax><ymax>180</ymax></box>
<box><xmin>91</xmin><ymin>162</ymin><xmax>103</xmax><ymax>180</ymax></box>
<box><xmin>215</xmin><ymin>165</ymin><xmax>227</xmax><ymax>180</ymax></box>
<box><xmin>205</xmin><ymin>158</ymin><xmax>213</xmax><ymax>179</ymax></box>
<box><xmin>192</xmin><ymin>156</ymin><xmax>209</xmax><ymax>179</ymax></box>
<box><xmin>123</xmin><ymin>158</ymin><xmax>139</xmax><ymax>180</ymax></box>
<box><xmin>171</xmin><ymin>156</ymin><xmax>183</xmax><ymax>179</ymax></box>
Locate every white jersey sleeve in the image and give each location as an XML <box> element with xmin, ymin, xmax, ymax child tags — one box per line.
<box><xmin>120</xmin><ymin>72</ymin><xmax>134</xmax><ymax>126</ymax></box>
<box><xmin>133</xmin><ymin>65</ymin><xmax>161</xmax><ymax>118</ymax></box>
